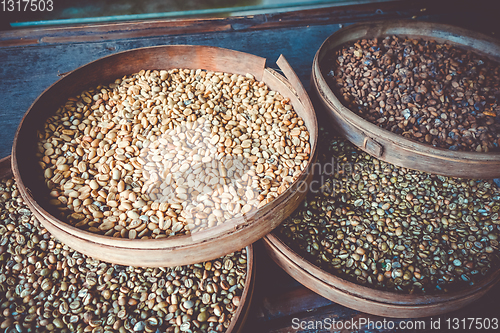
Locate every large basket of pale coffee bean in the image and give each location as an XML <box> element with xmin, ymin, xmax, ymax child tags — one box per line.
<box><xmin>311</xmin><ymin>20</ymin><xmax>500</xmax><ymax>178</ymax></box>
<box><xmin>12</xmin><ymin>46</ymin><xmax>317</xmax><ymax>267</ymax></box>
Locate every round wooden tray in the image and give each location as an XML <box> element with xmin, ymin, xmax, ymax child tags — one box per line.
<box><xmin>311</xmin><ymin>20</ymin><xmax>500</xmax><ymax>178</ymax></box>
<box><xmin>2</xmin><ymin>153</ymin><xmax>254</xmax><ymax>332</ymax></box>
<box><xmin>12</xmin><ymin>45</ymin><xmax>318</xmax><ymax>267</ymax></box>
<box><xmin>263</xmin><ymin>233</ymin><xmax>500</xmax><ymax>318</ymax></box>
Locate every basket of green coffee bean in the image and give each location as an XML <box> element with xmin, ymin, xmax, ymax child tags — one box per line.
<box><xmin>11</xmin><ymin>46</ymin><xmax>317</xmax><ymax>267</ymax></box>
<box><xmin>263</xmin><ymin>125</ymin><xmax>500</xmax><ymax>318</ymax></box>
<box><xmin>1</xmin><ymin>155</ymin><xmax>255</xmax><ymax>333</ymax></box>
<box><xmin>312</xmin><ymin>20</ymin><xmax>500</xmax><ymax>178</ymax></box>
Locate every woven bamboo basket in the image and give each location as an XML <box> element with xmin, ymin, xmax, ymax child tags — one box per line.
<box><xmin>311</xmin><ymin>20</ymin><xmax>500</xmax><ymax>178</ymax></box>
<box><xmin>12</xmin><ymin>45</ymin><xmax>318</xmax><ymax>267</ymax></box>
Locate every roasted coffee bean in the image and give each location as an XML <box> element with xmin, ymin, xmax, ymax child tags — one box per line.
<box><xmin>325</xmin><ymin>36</ymin><xmax>500</xmax><ymax>152</ymax></box>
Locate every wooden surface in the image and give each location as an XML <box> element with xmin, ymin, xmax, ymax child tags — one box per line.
<box><xmin>2</xmin><ymin>0</ymin><xmax>500</xmax><ymax>331</ymax></box>
<box><xmin>312</xmin><ymin>20</ymin><xmax>500</xmax><ymax>178</ymax></box>
<box><xmin>0</xmin><ymin>156</ymin><xmax>11</xmax><ymax>179</ymax></box>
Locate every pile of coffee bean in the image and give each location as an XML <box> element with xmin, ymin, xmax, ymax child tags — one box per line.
<box><xmin>277</xmin><ymin>128</ymin><xmax>500</xmax><ymax>294</ymax></box>
<box><xmin>325</xmin><ymin>35</ymin><xmax>500</xmax><ymax>152</ymax></box>
<box><xmin>36</xmin><ymin>69</ymin><xmax>310</xmax><ymax>239</ymax></box>
<box><xmin>1</xmin><ymin>175</ymin><xmax>248</xmax><ymax>333</ymax></box>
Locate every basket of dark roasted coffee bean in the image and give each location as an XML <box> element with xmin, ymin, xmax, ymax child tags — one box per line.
<box><xmin>263</xmin><ymin>126</ymin><xmax>500</xmax><ymax>318</ymax></box>
<box><xmin>311</xmin><ymin>20</ymin><xmax>500</xmax><ymax>178</ymax></box>
<box><xmin>1</xmin><ymin>156</ymin><xmax>254</xmax><ymax>333</ymax></box>
<box><xmin>12</xmin><ymin>46</ymin><xmax>317</xmax><ymax>267</ymax></box>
